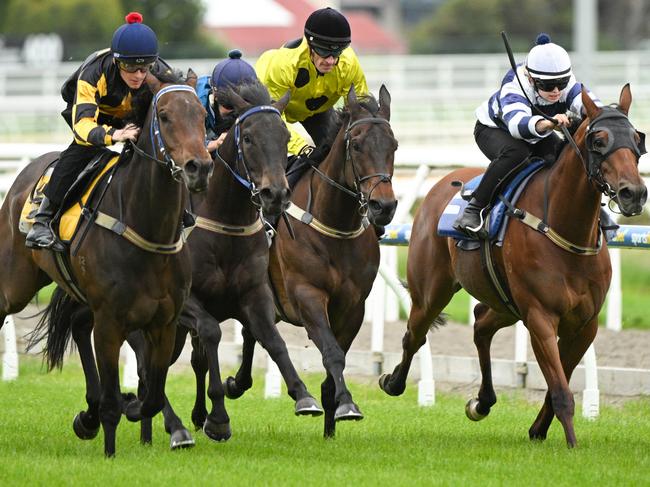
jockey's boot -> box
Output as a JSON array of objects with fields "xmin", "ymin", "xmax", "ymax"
[
  {"xmin": 25, "ymin": 197, "xmax": 65, "ymax": 252},
  {"xmin": 452, "ymin": 197, "xmax": 488, "ymax": 239}
]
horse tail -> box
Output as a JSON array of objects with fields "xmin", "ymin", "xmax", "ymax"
[{"xmin": 26, "ymin": 287, "xmax": 77, "ymax": 371}]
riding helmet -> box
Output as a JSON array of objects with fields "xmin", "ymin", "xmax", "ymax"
[
  {"xmin": 525, "ymin": 33, "xmax": 572, "ymax": 80},
  {"xmin": 111, "ymin": 12, "xmax": 159, "ymax": 64},
  {"xmin": 211, "ymin": 50, "xmax": 257, "ymax": 89},
  {"xmin": 304, "ymin": 7, "xmax": 351, "ymax": 53}
]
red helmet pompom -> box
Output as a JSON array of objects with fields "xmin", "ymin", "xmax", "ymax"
[{"xmin": 125, "ymin": 12, "xmax": 143, "ymax": 24}]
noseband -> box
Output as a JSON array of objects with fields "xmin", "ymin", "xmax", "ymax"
[
  {"xmin": 130, "ymin": 84, "xmax": 199, "ymax": 182},
  {"xmin": 215, "ymin": 105, "xmax": 282, "ymax": 206}
]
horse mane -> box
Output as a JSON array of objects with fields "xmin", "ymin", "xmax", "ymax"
[
  {"xmin": 216, "ymin": 79, "xmax": 273, "ymax": 113},
  {"xmin": 319, "ymin": 93, "xmax": 381, "ymax": 150},
  {"xmin": 125, "ymin": 67, "xmax": 186, "ymax": 127}
]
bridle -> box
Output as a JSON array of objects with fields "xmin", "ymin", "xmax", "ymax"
[
  {"xmin": 129, "ymin": 84, "xmax": 199, "ymax": 182},
  {"xmin": 215, "ymin": 104, "xmax": 282, "ymax": 207},
  {"xmin": 310, "ymin": 115, "xmax": 393, "ymax": 216},
  {"xmin": 581, "ymin": 106, "xmax": 646, "ymax": 200}
]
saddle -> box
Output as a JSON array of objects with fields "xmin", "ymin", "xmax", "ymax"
[
  {"xmin": 20, "ymin": 149, "xmax": 122, "ymax": 243},
  {"xmin": 437, "ymin": 159, "xmax": 547, "ymax": 248}
]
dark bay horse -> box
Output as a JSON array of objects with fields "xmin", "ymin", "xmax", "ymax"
[
  {"xmin": 226, "ymin": 86, "xmax": 398, "ymax": 437},
  {"xmin": 379, "ymin": 85, "xmax": 647, "ymax": 447},
  {"xmin": 128, "ymin": 80, "xmax": 322, "ymax": 447},
  {"xmin": 0, "ymin": 70, "xmax": 213, "ymax": 456}
]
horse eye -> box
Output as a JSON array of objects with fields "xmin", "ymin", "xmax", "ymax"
[
  {"xmin": 352, "ymin": 141, "xmax": 361, "ymax": 151},
  {"xmin": 159, "ymin": 112, "xmax": 169, "ymax": 123},
  {"xmin": 593, "ymin": 138, "xmax": 606, "ymax": 149},
  {"xmin": 243, "ymin": 134, "xmax": 252, "ymax": 144}
]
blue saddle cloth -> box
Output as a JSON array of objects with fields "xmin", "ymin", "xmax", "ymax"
[{"xmin": 437, "ymin": 158, "xmax": 546, "ymax": 241}]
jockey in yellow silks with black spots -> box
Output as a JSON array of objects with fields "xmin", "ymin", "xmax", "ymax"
[
  {"xmin": 26, "ymin": 12, "xmax": 170, "ymax": 252},
  {"xmin": 256, "ymin": 7, "xmax": 368, "ymax": 187}
]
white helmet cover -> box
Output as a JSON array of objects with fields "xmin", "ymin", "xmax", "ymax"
[{"xmin": 525, "ymin": 33, "xmax": 572, "ymax": 80}]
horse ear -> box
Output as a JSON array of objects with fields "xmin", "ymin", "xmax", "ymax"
[
  {"xmin": 186, "ymin": 68, "xmax": 198, "ymax": 89},
  {"xmin": 581, "ymin": 87, "xmax": 600, "ymax": 119},
  {"xmin": 272, "ymin": 90, "xmax": 291, "ymax": 113},
  {"xmin": 618, "ymin": 83, "xmax": 632, "ymax": 115},
  {"xmin": 347, "ymin": 85, "xmax": 361, "ymax": 117},
  {"xmin": 378, "ymin": 84, "xmax": 391, "ymax": 121},
  {"xmin": 227, "ymin": 87, "xmax": 249, "ymax": 112},
  {"xmin": 146, "ymin": 72, "xmax": 162, "ymax": 95}
]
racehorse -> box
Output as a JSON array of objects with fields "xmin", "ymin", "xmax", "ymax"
[
  {"xmin": 379, "ymin": 85, "xmax": 647, "ymax": 447},
  {"xmin": 226, "ymin": 85, "xmax": 398, "ymax": 438},
  {"xmin": 0, "ymin": 69, "xmax": 214, "ymax": 456},
  {"xmin": 128, "ymin": 80, "xmax": 323, "ymax": 447}
]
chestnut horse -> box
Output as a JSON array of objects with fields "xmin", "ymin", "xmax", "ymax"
[
  {"xmin": 379, "ymin": 85, "xmax": 647, "ymax": 447},
  {"xmin": 127, "ymin": 80, "xmax": 322, "ymax": 448},
  {"xmin": 226, "ymin": 86, "xmax": 398, "ymax": 438},
  {"xmin": 0, "ymin": 70, "xmax": 213, "ymax": 456}
]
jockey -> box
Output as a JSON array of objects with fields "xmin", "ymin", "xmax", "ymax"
[
  {"xmin": 255, "ymin": 6, "xmax": 368, "ymax": 186},
  {"xmin": 26, "ymin": 12, "xmax": 169, "ymax": 252},
  {"xmin": 194, "ymin": 49, "xmax": 258, "ymax": 155},
  {"xmin": 453, "ymin": 33, "xmax": 602, "ymax": 239}
]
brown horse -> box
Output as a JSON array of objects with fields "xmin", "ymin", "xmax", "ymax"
[
  {"xmin": 0, "ymin": 70, "xmax": 213, "ymax": 456},
  {"xmin": 379, "ymin": 85, "xmax": 647, "ymax": 447},
  {"xmin": 225, "ymin": 86, "xmax": 398, "ymax": 438},
  {"xmin": 126, "ymin": 80, "xmax": 323, "ymax": 448}
]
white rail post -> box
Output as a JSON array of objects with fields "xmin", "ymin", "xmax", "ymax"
[
  {"xmin": 514, "ymin": 321, "xmax": 528, "ymax": 387},
  {"xmin": 2, "ymin": 315, "xmax": 19, "ymax": 381},
  {"xmin": 122, "ymin": 343, "xmax": 139, "ymax": 389},
  {"xmin": 264, "ymin": 352, "xmax": 282, "ymax": 398},
  {"xmin": 371, "ymin": 260, "xmax": 387, "ymax": 375},
  {"xmin": 606, "ymin": 248, "xmax": 622, "ymax": 331},
  {"xmin": 582, "ymin": 344, "xmax": 600, "ymax": 419}
]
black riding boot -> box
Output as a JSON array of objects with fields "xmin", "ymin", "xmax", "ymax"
[
  {"xmin": 453, "ymin": 197, "xmax": 488, "ymax": 239},
  {"xmin": 25, "ymin": 197, "xmax": 65, "ymax": 252}
]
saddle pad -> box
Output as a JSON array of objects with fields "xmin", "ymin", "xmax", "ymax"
[
  {"xmin": 19, "ymin": 154, "xmax": 120, "ymax": 242},
  {"xmin": 437, "ymin": 158, "xmax": 546, "ymax": 241}
]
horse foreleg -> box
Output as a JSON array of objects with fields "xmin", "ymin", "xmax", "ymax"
[
  {"xmin": 223, "ymin": 325, "xmax": 255, "ymax": 399},
  {"xmin": 190, "ymin": 335, "xmax": 208, "ymax": 430},
  {"xmin": 529, "ymin": 318, "xmax": 598, "ymax": 445},
  {"xmin": 197, "ymin": 316, "xmax": 231, "ymax": 442},
  {"xmin": 466, "ymin": 304, "xmax": 516, "ymax": 421},
  {"xmin": 527, "ymin": 309, "xmax": 576, "ymax": 447},
  {"xmin": 239, "ymin": 296, "xmax": 322, "ymax": 416},
  {"xmin": 93, "ymin": 319, "xmax": 124, "ymax": 457},
  {"xmin": 71, "ymin": 310, "xmax": 101, "ymax": 440}
]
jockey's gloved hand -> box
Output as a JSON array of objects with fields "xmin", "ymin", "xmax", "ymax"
[{"xmin": 308, "ymin": 144, "xmax": 331, "ymax": 164}]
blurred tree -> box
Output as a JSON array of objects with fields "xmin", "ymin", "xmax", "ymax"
[
  {"xmin": 409, "ymin": 0, "xmax": 571, "ymax": 54},
  {"xmin": 120, "ymin": 0, "xmax": 226, "ymax": 58},
  {"xmin": 1, "ymin": 0, "xmax": 225, "ymax": 60}
]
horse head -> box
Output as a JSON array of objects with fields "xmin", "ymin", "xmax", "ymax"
[
  {"xmin": 218, "ymin": 82, "xmax": 291, "ymax": 218},
  {"xmin": 345, "ymin": 85, "xmax": 398, "ymax": 226},
  {"xmin": 144, "ymin": 69, "xmax": 214, "ymax": 193},
  {"xmin": 580, "ymin": 84, "xmax": 647, "ymax": 216}
]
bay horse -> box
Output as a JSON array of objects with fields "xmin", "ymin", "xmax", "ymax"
[
  {"xmin": 0, "ymin": 69, "xmax": 214, "ymax": 456},
  {"xmin": 225, "ymin": 86, "xmax": 398, "ymax": 438},
  {"xmin": 379, "ymin": 85, "xmax": 647, "ymax": 447},
  {"xmin": 127, "ymin": 80, "xmax": 323, "ymax": 448}
]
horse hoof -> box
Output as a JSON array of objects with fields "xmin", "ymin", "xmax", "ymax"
[
  {"xmin": 73, "ymin": 412, "xmax": 100, "ymax": 440},
  {"xmin": 465, "ymin": 398, "xmax": 488, "ymax": 421},
  {"xmin": 334, "ymin": 403, "xmax": 364, "ymax": 421},
  {"xmin": 223, "ymin": 376, "xmax": 245, "ymax": 399},
  {"xmin": 203, "ymin": 418, "xmax": 232, "ymax": 442},
  {"xmin": 295, "ymin": 397, "xmax": 324, "ymax": 416},
  {"xmin": 124, "ymin": 400, "xmax": 143, "ymax": 422},
  {"xmin": 378, "ymin": 374, "xmax": 404, "ymax": 396},
  {"xmin": 170, "ymin": 429, "xmax": 195, "ymax": 450}
]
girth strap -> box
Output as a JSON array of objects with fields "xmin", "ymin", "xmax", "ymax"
[
  {"xmin": 195, "ymin": 215, "xmax": 264, "ymax": 236},
  {"xmin": 479, "ymin": 240, "xmax": 520, "ymax": 319},
  {"xmin": 94, "ymin": 211, "xmax": 195, "ymax": 254},
  {"xmin": 285, "ymin": 202, "xmax": 369, "ymax": 239}
]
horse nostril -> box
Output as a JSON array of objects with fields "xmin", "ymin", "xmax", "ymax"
[
  {"xmin": 185, "ymin": 160, "xmax": 199, "ymax": 175},
  {"xmin": 369, "ymin": 200, "xmax": 382, "ymax": 213},
  {"xmin": 618, "ymin": 186, "xmax": 633, "ymax": 203},
  {"xmin": 260, "ymin": 187, "xmax": 273, "ymax": 202}
]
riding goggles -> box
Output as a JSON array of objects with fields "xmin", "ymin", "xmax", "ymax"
[
  {"xmin": 116, "ymin": 59, "xmax": 156, "ymax": 74},
  {"xmin": 309, "ymin": 41, "xmax": 349, "ymax": 59},
  {"xmin": 533, "ymin": 76, "xmax": 571, "ymax": 92}
]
